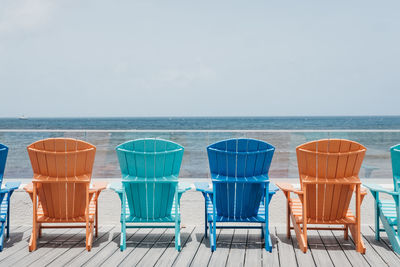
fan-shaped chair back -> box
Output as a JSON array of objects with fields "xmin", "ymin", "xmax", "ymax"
[
  {"xmin": 390, "ymin": 144, "xmax": 400, "ymax": 192},
  {"xmin": 296, "ymin": 139, "xmax": 366, "ymax": 221},
  {"xmin": 116, "ymin": 139, "xmax": 184, "ymax": 220},
  {"xmin": 0, "ymin": 144, "xmax": 9, "ymax": 187},
  {"xmin": 27, "ymin": 138, "xmax": 96, "ymax": 219},
  {"xmin": 207, "ymin": 139, "xmax": 275, "ymax": 218}
]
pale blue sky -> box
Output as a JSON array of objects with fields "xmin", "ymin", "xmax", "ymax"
[{"xmin": 0, "ymin": 0, "xmax": 399, "ymax": 117}]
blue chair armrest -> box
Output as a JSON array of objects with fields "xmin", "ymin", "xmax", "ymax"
[
  {"xmin": 4, "ymin": 181, "xmax": 21, "ymax": 191},
  {"xmin": 269, "ymin": 183, "xmax": 279, "ymax": 194},
  {"xmin": 110, "ymin": 182, "xmax": 123, "ymax": 193},
  {"xmin": 194, "ymin": 182, "xmax": 213, "ymax": 194},
  {"xmin": 178, "ymin": 182, "xmax": 192, "ymax": 193},
  {"xmin": 364, "ymin": 183, "xmax": 399, "ymax": 196}
]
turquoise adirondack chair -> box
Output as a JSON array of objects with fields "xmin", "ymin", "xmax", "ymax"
[
  {"xmin": 195, "ymin": 138, "xmax": 278, "ymax": 252},
  {"xmin": 110, "ymin": 139, "xmax": 190, "ymax": 251},
  {"xmin": 0, "ymin": 144, "xmax": 20, "ymax": 251},
  {"xmin": 364, "ymin": 144, "xmax": 400, "ymax": 253}
]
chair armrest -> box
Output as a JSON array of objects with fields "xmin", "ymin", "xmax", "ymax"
[
  {"xmin": 363, "ymin": 183, "xmax": 399, "ymax": 196},
  {"xmin": 4, "ymin": 181, "xmax": 21, "ymax": 191},
  {"xmin": 89, "ymin": 181, "xmax": 107, "ymax": 193},
  {"xmin": 24, "ymin": 183, "xmax": 33, "ymax": 193},
  {"xmin": 360, "ymin": 187, "xmax": 367, "ymax": 196},
  {"xmin": 194, "ymin": 182, "xmax": 213, "ymax": 194},
  {"xmin": 109, "ymin": 182, "xmax": 123, "ymax": 193},
  {"xmin": 275, "ymin": 182, "xmax": 303, "ymax": 195},
  {"xmin": 178, "ymin": 182, "xmax": 192, "ymax": 193},
  {"xmin": 269, "ymin": 183, "xmax": 279, "ymax": 194}
]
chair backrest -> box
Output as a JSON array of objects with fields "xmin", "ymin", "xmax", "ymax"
[
  {"xmin": 296, "ymin": 139, "xmax": 366, "ymax": 221},
  {"xmin": 27, "ymin": 138, "xmax": 96, "ymax": 219},
  {"xmin": 116, "ymin": 139, "xmax": 184, "ymax": 220},
  {"xmin": 0, "ymin": 144, "xmax": 8, "ymax": 187},
  {"xmin": 207, "ymin": 139, "xmax": 275, "ymax": 218},
  {"xmin": 390, "ymin": 144, "xmax": 400, "ymax": 192}
]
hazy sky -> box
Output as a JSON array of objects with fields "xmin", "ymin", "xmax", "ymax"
[{"xmin": 0, "ymin": 0, "xmax": 399, "ymax": 117}]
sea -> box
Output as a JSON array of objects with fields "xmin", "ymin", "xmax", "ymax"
[{"xmin": 1, "ymin": 116, "xmax": 399, "ymax": 179}]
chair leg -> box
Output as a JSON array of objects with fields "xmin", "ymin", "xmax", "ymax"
[
  {"xmin": 286, "ymin": 197, "xmax": 291, "ymax": 239},
  {"xmin": 344, "ymin": 225, "xmax": 348, "ymax": 240},
  {"xmin": 264, "ymin": 224, "xmax": 272, "ymax": 252},
  {"xmin": 95, "ymin": 201, "xmax": 99, "ymax": 237},
  {"xmin": 175, "ymin": 220, "xmax": 181, "ymax": 251},
  {"xmin": 6, "ymin": 201, "xmax": 10, "ymax": 238},
  {"xmin": 209, "ymin": 222, "xmax": 215, "ymax": 252},
  {"xmin": 204, "ymin": 200, "xmax": 208, "ymax": 238},
  {"xmin": 86, "ymin": 222, "xmax": 94, "ymax": 251},
  {"xmin": 120, "ymin": 222, "xmax": 126, "ymax": 251},
  {"xmin": 349, "ymin": 224, "xmax": 366, "ymax": 254},
  {"xmin": 0, "ymin": 222, "xmax": 5, "ymax": 251},
  {"xmin": 29, "ymin": 223, "xmax": 38, "ymax": 252}
]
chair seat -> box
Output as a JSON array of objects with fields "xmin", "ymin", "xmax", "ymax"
[
  {"xmin": 122, "ymin": 197, "xmax": 180, "ymax": 223},
  {"xmin": 36, "ymin": 200, "xmax": 96, "ymax": 223},
  {"xmin": 290, "ymin": 198, "xmax": 356, "ymax": 225},
  {"xmin": 379, "ymin": 199, "xmax": 398, "ymax": 226},
  {"xmin": 205, "ymin": 194, "xmax": 266, "ymax": 222}
]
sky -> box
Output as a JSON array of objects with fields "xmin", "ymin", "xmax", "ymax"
[{"xmin": 0, "ymin": 0, "xmax": 399, "ymax": 117}]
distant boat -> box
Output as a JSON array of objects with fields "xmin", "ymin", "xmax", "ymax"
[{"xmin": 19, "ymin": 115, "xmax": 28, "ymax": 120}]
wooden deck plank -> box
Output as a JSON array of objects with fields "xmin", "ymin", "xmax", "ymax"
[
  {"xmin": 84, "ymin": 228, "xmax": 139, "ymax": 267},
  {"xmin": 361, "ymin": 226, "xmax": 400, "ymax": 266},
  {"xmin": 47, "ymin": 226, "xmax": 114, "ymax": 267},
  {"xmin": 262, "ymin": 227, "xmax": 280, "ymax": 267},
  {"xmin": 155, "ymin": 226, "xmax": 194, "ymax": 267},
  {"xmin": 0, "ymin": 228, "xmax": 68, "ymax": 266},
  {"xmin": 63, "ymin": 226, "xmax": 116, "ymax": 267},
  {"xmin": 226, "ymin": 229, "xmax": 248, "ymax": 267},
  {"xmin": 172, "ymin": 227, "xmax": 203, "ymax": 267},
  {"xmin": 331, "ymin": 228, "xmax": 377, "ymax": 267},
  {"xmin": 137, "ymin": 228, "xmax": 176, "ymax": 267},
  {"xmin": 275, "ymin": 226, "xmax": 297, "ymax": 267},
  {"xmin": 119, "ymin": 228, "xmax": 167, "ymax": 267},
  {"xmin": 307, "ymin": 229, "xmax": 334, "ymax": 267},
  {"xmin": 318, "ymin": 230, "xmax": 351, "ymax": 267},
  {"xmin": 188, "ymin": 227, "xmax": 216, "ymax": 267},
  {"xmin": 99, "ymin": 228, "xmax": 152, "ymax": 266},
  {"xmin": 26, "ymin": 228, "xmax": 86, "ymax": 266},
  {"xmin": 0, "ymin": 226, "xmax": 31, "ymax": 261},
  {"xmin": 287, "ymin": 227, "xmax": 315, "ymax": 267},
  {"xmin": 208, "ymin": 229, "xmax": 234, "ymax": 267},
  {"xmin": 369, "ymin": 226, "xmax": 400, "ymax": 260},
  {"xmin": 245, "ymin": 229, "xmax": 261, "ymax": 267}
]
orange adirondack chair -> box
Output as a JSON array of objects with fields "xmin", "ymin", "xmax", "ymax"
[
  {"xmin": 24, "ymin": 138, "xmax": 106, "ymax": 251},
  {"xmin": 276, "ymin": 139, "xmax": 367, "ymax": 253}
]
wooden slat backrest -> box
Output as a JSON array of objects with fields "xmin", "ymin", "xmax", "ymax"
[
  {"xmin": 296, "ymin": 139, "xmax": 366, "ymax": 221},
  {"xmin": 116, "ymin": 139, "xmax": 184, "ymax": 220},
  {"xmin": 27, "ymin": 138, "xmax": 96, "ymax": 219},
  {"xmin": 0, "ymin": 144, "xmax": 8, "ymax": 186},
  {"xmin": 208, "ymin": 139, "xmax": 275, "ymax": 218},
  {"xmin": 390, "ymin": 144, "xmax": 400, "ymax": 192}
]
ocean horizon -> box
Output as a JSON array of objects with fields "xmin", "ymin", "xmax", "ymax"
[{"xmin": 1, "ymin": 116, "xmax": 400, "ymax": 130}]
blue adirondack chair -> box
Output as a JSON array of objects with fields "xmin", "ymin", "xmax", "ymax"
[
  {"xmin": 195, "ymin": 138, "xmax": 278, "ymax": 252},
  {"xmin": 0, "ymin": 144, "xmax": 20, "ymax": 251},
  {"xmin": 110, "ymin": 139, "xmax": 190, "ymax": 251},
  {"xmin": 364, "ymin": 144, "xmax": 400, "ymax": 254}
]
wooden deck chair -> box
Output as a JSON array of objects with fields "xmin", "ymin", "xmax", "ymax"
[
  {"xmin": 276, "ymin": 139, "xmax": 367, "ymax": 254},
  {"xmin": 24, "ymin": 138, "xmax": 106, "ymax": 251},
  {"xmin": 364, "ymin": 144, "xmax": 400, "ymax": 253},
  {"xmin": 110, "ymin": 139, "xmax": 190, "ymax": 251},
  {"xmin": 195, "ymin": 138, "xmax": 278, "ymax": 252},
  {"xmin": 0, "ymin": 144, "xmax": 20, "ymax": 251}
]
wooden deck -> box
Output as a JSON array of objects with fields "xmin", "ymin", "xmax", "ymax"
[{"xmin": 0, "ymin": 225, "xmax": 399, "ymax": 266}]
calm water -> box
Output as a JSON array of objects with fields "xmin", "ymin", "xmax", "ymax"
[
  {"xmin": 1, "ymin": 116, "xmax": 400, "ymax": 130},
  {"xmin": 0, "ymin": 116, "xmax": 399, "ymax": 179}
]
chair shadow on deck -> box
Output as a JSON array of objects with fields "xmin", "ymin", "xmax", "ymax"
[
  {"xmin": 25, "ymin": 231, "xmax": 111, "ymax": 249},
  {"xmin": 195, "ymin": 231, "xmax": 278, "ymax": 250},
  {"xmin": 3, "ymin": 232, "xmax": 24, "ymax": 248},
  {"xmin": 111, "ymin": 231, "xmax": 194, "ymax": 249}
]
